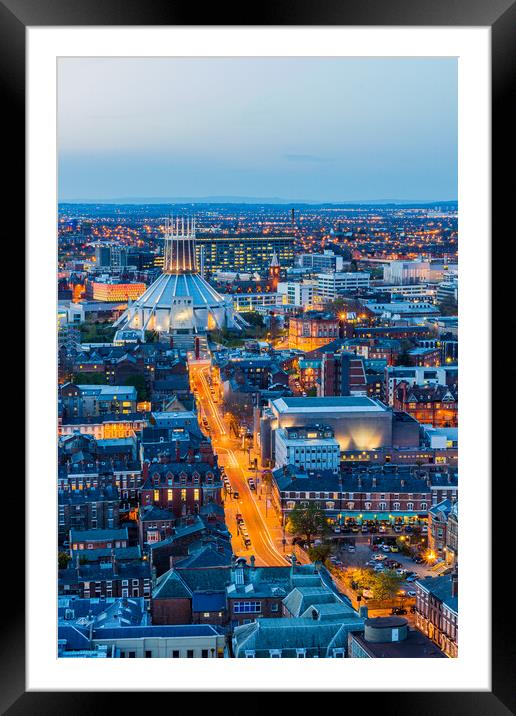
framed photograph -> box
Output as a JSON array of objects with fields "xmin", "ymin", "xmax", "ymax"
[{"xmin": 3, "ymin": 0, "xmax": 510, "ymax": 710}]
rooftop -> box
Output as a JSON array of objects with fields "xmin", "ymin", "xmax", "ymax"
[{"xmin": 271, "ymin": 396, "xmax": 387, "ymax": 414}]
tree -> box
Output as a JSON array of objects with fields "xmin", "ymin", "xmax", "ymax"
[
  {"xmin": 58, "ymin": 552, "xmax": 71, "ymax": 570},
  {"xmin": 343, "ymin": 567, "xmax": 374, "ymax": 591},
  {"xmin": 308, "ymin": 543, "xmax": 332, "ymax": 564},
  {"xmin": 370, "ymin": 569, "xmax": 404, "ymax": 601},
  {"xmin": 73, "ymin": 372, "xmax": 107, "ymax": 385},
  {"xmin": 439, "ymin": 296, "xmax": 458, "ymax": 316},
  {"xmin": 287, "ymin": 504, "xmax": 328, "ymax": 546},
  {"xmin": 123, "ymin": 373, "xmax": 150, "ymax": 402}
]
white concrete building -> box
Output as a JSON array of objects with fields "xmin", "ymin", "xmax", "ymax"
[
  {"xmin": 277, "ymin": 281, "xmax": 315, "ymax": 308},
  {"xmin": 316, "ymin": 272, "xmax": 370, "ymax": 300},
  {"xmin": 274, "ymin": 425, "xmax": 340, "ymax": 473}
]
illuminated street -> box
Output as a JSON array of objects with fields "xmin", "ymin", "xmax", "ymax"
[{"xmin": 189, "ymin": 361, "xmax": 291, "ymax": 566}]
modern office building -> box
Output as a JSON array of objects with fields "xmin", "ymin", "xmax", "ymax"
[
  {"xmin": 317, "ymin": 272, "xmax": 371, "ymax": 300},
  {"xmin": 266, "ymin": 396, "xmax": 394, "ymax": 454},
  {"xmin": 383, "ymin": 259, "xmax": 458, "ymax": 285},
  {"xmin": 277, "ymin": 281, "xmax": 315, "ymax": 308},
  {"xmin": 297, "ymin": 250, "xmax": 348, "ymax": 273},
  {"xmin": 274, "ymin": 425, "xmax": 340, "ymax": 473},
  {"xmin": 195, "ymin": 235, "xmax": 296, "ymax": 273},
  {"xmin": 88, "ymin": 279, "xmax": 147, "ymax": 302}
]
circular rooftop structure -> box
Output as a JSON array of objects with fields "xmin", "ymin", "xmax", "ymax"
[{"xmin": 113, "ymin": 217, "xmax": 244, "ymax": 340}]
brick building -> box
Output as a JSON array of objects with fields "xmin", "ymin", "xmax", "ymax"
[
  {"xmin": 288, "ymin": 312, "xmax": 340, "ymax": 351},
  {"xmin": 415, "ymin": 571, "xmax": 458, "ymax": 658},
  {"xmin": 140, "ymin": 461, "xmax": 222, "ymax": 518},
  {"xmin": 393, "ymin": 383, "xmax": 458, "ymax": 428}
]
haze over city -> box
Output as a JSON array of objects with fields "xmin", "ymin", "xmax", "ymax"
[{"xmin": 58, "ymin": 57, "xmax": 457, "ymax": 204}]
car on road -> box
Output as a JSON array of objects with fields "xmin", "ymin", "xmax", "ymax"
[
  {"xmin": 244, "ymin": 539, "xmax": 251, "ymax": 548},
  {"xmin": 421, "ymin": 526, "xmax": 428, "ymax": 533},
  {"xmin": 406, "ymin": 591, "xmax": 417, "ymax": 598},
  {"xmin": 346, "ymin": 545, "xmax": 356, "ymax": 552},
  {"xmin": 285, "ymin": 554, "xmax": 295, "ymax": 563},
  {"xmin": 247, "ymin": 478, "xmax": 256, "ymax": 490},
  {"xmin": 232, "ymin": 491, "xmax": 240, "ymax": 500},
  {"xmin": 395, "ymin": 568, "xmax": 406, "ymax": 576},
  {"xmin": 406, "ymin": 575, "xmax": 417, "ymax": 582},
  {"xmin": 391, "ymin": 607, "xmax": 407, "ymax": 615},
  {"xmin": 404, "ymin": 525, "xmax": 413, "ymax": 533}
]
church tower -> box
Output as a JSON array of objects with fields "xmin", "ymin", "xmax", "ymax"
[{"xmin": 269, "ymin": 250, "xmax": 281, "ymax": 291}]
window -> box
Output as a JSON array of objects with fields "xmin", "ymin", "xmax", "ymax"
[
  {"xmin": 245, "ymin": 650, "xmax": 256, "ymax": 658},
  {"xmin": 271, "ymin": 603, "xmax": 279, "ymax": 613},
  {"xmin": 201, "ymin": 650, "xmax": 209, "ymax": 658},
  {"xmin": 181, "ymin": 489, "xmax": 187, "ymax": 502},
  {"xmin": 269, "ymin": 650, "xmax": 282, "ymax": 658},
  {"xmin": 233, "ymin": 601, "xmax": 261, "ymax": 614},
  {"xmin": 145, "ymin": 650, "xmax": 152, "ymax": 658},
  {"xmin": 153, "ymin": 489, "xmax": 159, "ymax": 502},
  {"xmin": 167, "ymin": 489, "xmax": 173, "ymax": 502},
  {"xmin": 187, "ymin": 650, "xmax": 194, "ymax": 658},
  {"xmin": 194, "ymin": 488, "xmax": 200, "ymax": 502},
  {"xmin": 171, "ymin": 650, "xmax": 180, "ymax": 658},
  {"xmin": 333, "ymin": 649, "xmax": 345, "ymax": 658},
  {"xmin": 296, "ymin": 649, "xmax": 306, "ymax": 658}
]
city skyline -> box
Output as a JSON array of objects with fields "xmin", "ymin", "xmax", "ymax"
[{"xmin": 58, "ymin": 57, "xmax": 457, "ymax": 203}]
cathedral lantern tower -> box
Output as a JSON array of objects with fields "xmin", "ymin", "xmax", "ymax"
[{"xmin": 113, "ymin": 215, "xmax": 245, "ymax": 347}]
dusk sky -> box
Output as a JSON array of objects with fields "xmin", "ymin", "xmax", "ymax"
[{"xmin": 58, "ymin": 57, "xmax": 457, "ymax": 203}]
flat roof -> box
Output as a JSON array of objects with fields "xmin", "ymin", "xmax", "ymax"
[{"xmin": 271, "ymin": 396, "xmax": 387, "ymax": 414}]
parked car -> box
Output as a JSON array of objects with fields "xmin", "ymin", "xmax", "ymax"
[
  {"xmin": 232, "ymin": 491, "xmax": 240, "ymax": 500},
  {"xmin": 333, "ymin": 526, "xmax": 341, "ymax": 534},
  {"xmin": 361, "ymin": 525, "xmax": 369, "ymax": 533},
  {"xmin": 421, "ymin": 526, "xmax": 428, "ymax": 534},
  {"xmin": 379, "ymin": 526, "xmax": 387, "ymax": 533},
  {"xmin": 390, "ymin": 546, "xmax": 399, "ymax": 552},
  {"xmin": 393, "ymin": 526, "xmax": 402, "ymax": 533},
  {"xmin": 406, "ymin": 575, "xmax": 417, "ymax": 583},
  {"xmin": 382, "ymin": 545, "xmax": 391, "ymax": 552},
  {"xmin": 407, "ymin": 591, "xmax": 417, "ymax": 598},
  {"xmin": 404, "ymin": 525, "xmax": 413, "ymax": 533},
  {"xmin": 391, "ymin": 607, "xmax": 407, "ymax": 615}
]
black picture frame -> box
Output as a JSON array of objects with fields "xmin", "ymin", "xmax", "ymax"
[{"xmin": 3, "ymin": 0, "xmax": 509, "ymax": 711}]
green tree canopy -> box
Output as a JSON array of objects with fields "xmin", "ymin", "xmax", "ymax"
[
  {"xmin": 58, "ymin": 552, "xmax": 71, "ymax": 570},
  {"xmin": 308, "ymin": 542, "xmax": 332, "ymax": 564},
  {"xmin": 370, "ymin": 569, "xmax": 404, "ymax": 601},
  {"xmin": 123, "ymin": 374, "xmax": 150, "ymax": 402},
  {"xmin": 287, "ymin": 504, "xmax": 328, "ymax": 546},
  {"xmin": 73, "ymin": 372, "xmax": 107, "ymax": 385}
]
